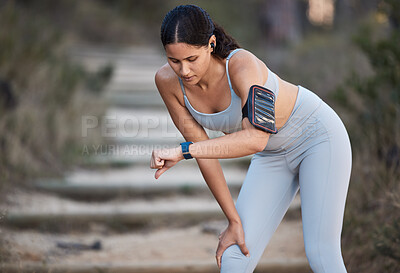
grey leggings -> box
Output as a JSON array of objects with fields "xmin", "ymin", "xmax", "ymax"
[{"xmin": 221, "ymin": 86, "xmax": 352, "ymax": 273}]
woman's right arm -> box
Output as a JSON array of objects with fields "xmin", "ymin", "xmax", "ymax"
[{"xmin": 154, "ymin": 66, "xmax": 242, "ymax": 226}]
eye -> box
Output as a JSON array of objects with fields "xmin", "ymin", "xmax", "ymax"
[
  {"xmin": 188, "ymin": 58, "xmax": 197, "ymax": 62},
  {"xmin": 171, "ymin": 59, "xmax": 179, "ymax": 63}
]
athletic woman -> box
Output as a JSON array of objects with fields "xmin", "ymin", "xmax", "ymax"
[{"xmin": 150, "ymin": 5, "xmax": 352, "ymax": 273}]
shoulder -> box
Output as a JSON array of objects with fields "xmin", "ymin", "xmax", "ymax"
[
  {"xmin": 155, "ymin": 64, "xmax": 178, "ymax": 92},
  {"xmin": 227, "ymin": 49, "xmax": 268, "ymax": 99},
  {"xmin": 228, "ymin": 49, "xmax": 261, "ymax": 70},
  {"xmin": 155, "ymin": 64, "xmax": 183, "ymax": 102}
]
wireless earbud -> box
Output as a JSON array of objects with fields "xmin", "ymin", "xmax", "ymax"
[{"xmin": 210, "ymin": 43, "xmax": 215, "ymax": 51}]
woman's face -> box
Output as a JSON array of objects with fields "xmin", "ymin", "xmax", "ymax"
[{"xmin": 165, "ymin": 42, "xmax": 212, "ymax": 85}]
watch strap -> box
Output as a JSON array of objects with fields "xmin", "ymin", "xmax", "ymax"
[{"xmin": 180, "ymin": 141, "xmax": 193, "ymax": 160}]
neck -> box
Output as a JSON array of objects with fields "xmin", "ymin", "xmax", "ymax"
[{"xmin": 195, "ymin": 55, "xmax": 225, "ymax": 91}]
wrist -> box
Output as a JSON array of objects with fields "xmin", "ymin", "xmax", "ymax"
[
  {"xmin": 180, "ymin": 141, "xmax": 194, "ymax": 160},
  {"xmin": 175, "ymin": 146, "xmax": 185, "ymax": 161},
  {"xmin": 228, "ymin": 217, "xmax": 242, "ymax": 225}
]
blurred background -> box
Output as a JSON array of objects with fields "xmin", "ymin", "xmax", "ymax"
[{"xmin": 0, "ymin": 0, "xmax": 399, "ymax": 272}]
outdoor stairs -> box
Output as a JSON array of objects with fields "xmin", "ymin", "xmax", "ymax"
[{"xmin": 1, "ymin": 47, "xmax": 310, "ymax": 273}]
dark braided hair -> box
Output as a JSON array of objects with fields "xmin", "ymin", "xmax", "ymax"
[{"xmin": 161, "ymin": 5, "xmax": 240, "ymax": 59}]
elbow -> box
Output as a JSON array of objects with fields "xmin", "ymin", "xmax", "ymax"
[
  {"xmin": 241, "ymin": 120, "xmax": 270, "ymax": 153},
  {"xmin": 240, "ymin": 126, "xmax": 270, "ymax": 154},
  {"xmin": 252, "ymin": 142, "xmax": 268, "ymax": 153},
  {"xmin": 249, "ymin": 133, "xmax": 270, "ymax": 153}
]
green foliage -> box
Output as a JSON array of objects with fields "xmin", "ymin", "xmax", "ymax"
[
  {"xmin": 375, "ymin": 218, "xmax": 400, "ymax": 262},
  {"xmin": 332, "ymin": 0, "xmax": 400, "ymax": 271},
  {"xmin": 0, "ymin": 1, "xmax": 111, "ymax": 191}
]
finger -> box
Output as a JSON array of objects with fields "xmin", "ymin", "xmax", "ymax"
[
  {"xmin": 218, "ymin": 229, "xmax": 226, "ymax": 240},
  {"xmin": 238, "ymin": 241, "xmax": 250, "ymax": 257},
  {"xmin": 155, "ymin": 157, "xmax": 164, "ymax": 168},
  {"xmin": 150, "ymin": 156, "xmax": 155, "ymax": 168},
  {"xmin": 215, "ymin": 244, "xmax": 226, "ymax": 269},
  {"xmin": 150, "ymin": 156, "xmax": 162, "ymax": 169},
  {"xmin": 150, "ymin": 161, "xmax": 163, "ymax": 170},
  {"xmin": 150, "ymin": 151, "xmax": 157, "ymax": 169},
  {"xmin": 155, "ymin": 166, "xmax": 169, "ymax": 179},
  {"xmin": 216, "ymin": 254, "xmax": 221, "ymax": 269},
  {"xmin": 157, "ymin": 159, "xmax": 164, "ymax": 169}
]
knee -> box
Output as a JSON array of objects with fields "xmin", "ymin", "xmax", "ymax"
[
  {"xmin": 305, "ymin": 241, "xmax": 345, "ymax": 273},
  {"xmin": 220, "ymin": 244, "xmax": 251, "ymax": 273},
  {"xmin": 304, "ymin": 242, "xmax": 322, "ymax": 270}
]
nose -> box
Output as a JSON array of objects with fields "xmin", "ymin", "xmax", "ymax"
[{"xmin": 180, "ymin": 63, "xmax": 190, "ymax": 76}]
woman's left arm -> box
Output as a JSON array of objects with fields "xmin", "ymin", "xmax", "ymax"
[
  {"xmin": 151, "ymin": 50, "xmax": 271, "ymax": 170},
  {"xmin": 188, "ymin": 126, "xmax": 269, "ymax": 159}
]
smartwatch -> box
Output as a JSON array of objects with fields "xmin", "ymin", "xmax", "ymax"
[{"xmin": 180, "ymin": 141, "xmax": 193, "ymax": 159}]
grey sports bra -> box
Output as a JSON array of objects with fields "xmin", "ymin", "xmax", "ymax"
[{"xmin": 178, "ymin": 48, "xmax": 279, "ymax": 134}]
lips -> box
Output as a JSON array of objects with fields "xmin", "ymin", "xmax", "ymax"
[{"xmin": 182, "ymin": 76, "xmax": 194, "ymax": 81}]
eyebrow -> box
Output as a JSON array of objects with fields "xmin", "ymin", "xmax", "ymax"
[{"xmin": 168, "ymin": 55, "xmax": 198, "ymax": 61}]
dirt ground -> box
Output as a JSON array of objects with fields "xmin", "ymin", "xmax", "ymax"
[{"xmin": 3, "ymin": 218, "xmax": 306, "ymax": 267}]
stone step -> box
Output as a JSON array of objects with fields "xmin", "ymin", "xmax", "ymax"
[
  {"xmin": 2, "ymin": 220, "xmax": 309, "ymax": 272},
  {"xmin": 2, "ymin": 259, "xmax": 311, "ymax": 273},
  {"xmin": 69, "ymin": 46, "xmax": 165, "ymax": 66},
  {"xmin": 110, "ymin": 67, "xmax": 159, "ymax": 83},
  {"xmin": 69, "ymin": 46, "xmax": 164, "ymax": 93},
  {"xmin": 3, "ymin": 194, "xmax": 223, "ymax": 230},
  {"xmin": 35, "ymin": 164, "xmax": 249, "ymax": 198},
  {"xmin": 105, "ymin": 66, "xmax": 160, "ymax": 93},
  {"xmin": 98, "ymin": 107, "xmax": 181, "ymax": 140},
  {"xmin": 105, "ymin": 91, "xmax": 164, "ymax": 106},
  {"xmin": 3, "ymin": 191, "xmax": 301, "ymax": 230}
]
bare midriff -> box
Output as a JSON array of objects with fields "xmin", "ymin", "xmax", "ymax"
[{"xmin": 275, "ymin": 77, "xmax": 299, "ymax": 130}]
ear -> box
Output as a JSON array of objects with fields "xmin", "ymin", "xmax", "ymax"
[{"xmin": 208, "ymin": 35, "xmax": 216, "ymax": 51}]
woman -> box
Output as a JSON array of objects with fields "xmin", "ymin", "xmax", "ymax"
[{"xmin": 150, "ymin": 4, "xmax": 352, "ymax": 273}]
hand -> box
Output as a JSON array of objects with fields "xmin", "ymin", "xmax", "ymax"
[
  {"xmin": 150, "ymin": 146, "xmax": 184, "ymax": 179},
  {"xmin": 216, "ymin": 221, "xmax": 250, "ymax": 269}
]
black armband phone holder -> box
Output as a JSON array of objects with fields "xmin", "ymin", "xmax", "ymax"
[{"xmin": 242, "ymin": 85, "xmax": 278, "ymax": 134}]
